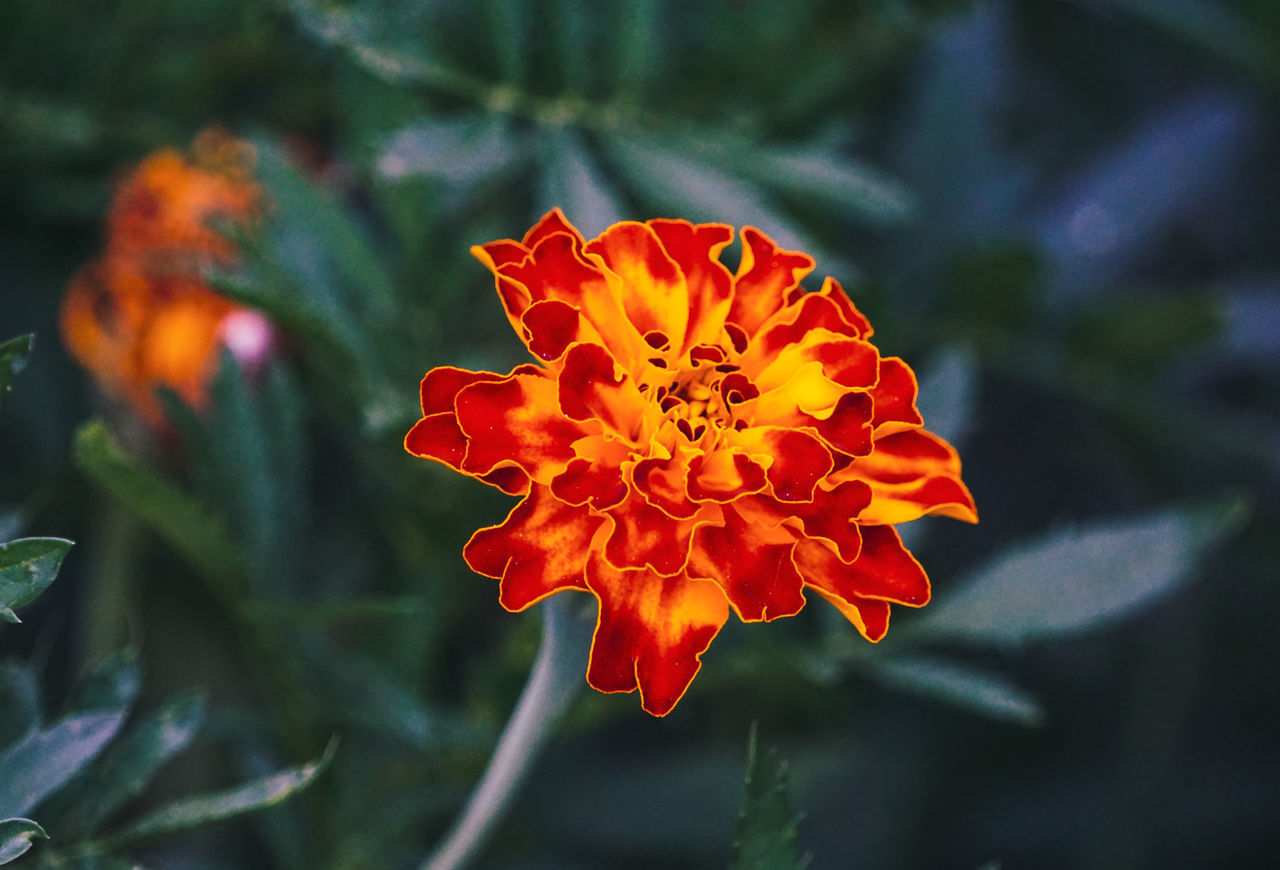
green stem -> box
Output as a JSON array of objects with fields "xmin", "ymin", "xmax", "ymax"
[{"xmin": 420, "ymin": 595, "xmax": 590, "ymax": 870}]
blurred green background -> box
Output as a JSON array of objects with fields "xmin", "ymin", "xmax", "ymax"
[{"xmin": 2, "ymin": 1, "xmax": 1278, "ymax": 867}]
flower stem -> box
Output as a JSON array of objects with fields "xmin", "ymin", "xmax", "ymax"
[{"xmin": 420, "ymin": 595, "xmax": 591, "ymax": 870}]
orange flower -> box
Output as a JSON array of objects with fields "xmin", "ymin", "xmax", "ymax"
[
  {"xmin": 406, "ymin": 211, "xmax": 977, "ymax": 716},
  {"xmin": 61, "ymin": 129, "xmax": 272, "ymax": 425}
]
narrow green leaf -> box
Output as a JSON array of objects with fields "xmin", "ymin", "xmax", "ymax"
[
  {"xmin": 0, "ymin": 818, "xmax": 47, "ymax": 865},
  {"xmin": 538, "ymin": 126, "xmax": 624, "ymax": 239},
  {"xmin": 740, "ymin": 143, "xmax": 916, "ymax": 227},
  {"xmin": 602, "ymin": 132, "xmax": 809, "ymax": 252},
  {"xmin": 910, "ymin": 498, "xmax": 1249, "ymax": 645},
  {"xmin": 69, "ymin": 651, "xmax": 141, "ymax": 715},
  {"xmin": 0, "ymin": 537, "xmax": 73, "ymax": 616},
  {"xmin": 72, "ymin": 421, "xmax": 246, "ymax": 599},
  {"xmin": 0, "ymin": 711, "xmax": 126, "ymax": 818},
  {"xmin": 730, "ymin": 724, "xmax": 810, "ymax": 870},
  {"xmin": 0, "ymin": 334, "xmax": 33, "ymax": 412},
  {"xmin": 252, "ymin": 138, "xmax": 397, "ymax": 320},
  {"xmin": 96, "ymin": 740, "xmax": 336, "ymax": 849},
  {"xmin": 0, "ymin": 665, "xmax": 39, "ymax": 748},
  {"xmin": 68, "ymin": 693, "xmax": 206, "ymax": 836},
  {"xmin": 863, "ymin": 656, "xmax": 1043, "ymax": 725}
]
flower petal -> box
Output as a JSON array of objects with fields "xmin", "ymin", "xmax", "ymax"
[
  {"xmin": 584, "ymin": 221, "xmax": 691, "ymax": 352},
  {"xmin": 647, "ymin": 219, "xmax": 735, "ymax": 353},
  {"xmin": 689, "ymin": 507, "xmax": 806, "ymax": 621},
  {"xmin": 793, "ymin": 524, "xmax": 929, "ymax": 607},
  {"xmin": 603, "ymin": 491, "xmax": 717, "ymax": 576},
  {"xmin": 550, "ymin": 456, "xmax": 629, "ymax": 510},
  {"xmin": 729, "ymin": 228, "xmax": 814, "ymax": 336},
  {"xmin": 870, "ymin": 357, "xmax": 923, "ymax": 433},
  {"xmin": 419, "ymin": 366, "xmax": 508, "ymax": 416},
  {"xmin": 686, "ymin": 449, "xmax": 768, "ymax": 503},
  {"xmin": 456, "ymin": 370, "xmax": 599, "ymax": 483},
  {"xmin": 806, "ymin": 584, "xmax": 892, "ymax": 642},
  {"xmin": 463, "ymin": 484, "xmax": 602, "ymax": 611},
  {"xmin": 520, "ymin": 299, "xmax": 604, "ymax": 363},
  {"xmin": 585, "ymin": 555, "xmax": 729, "ymax": 716},
  {"xmin": 730, "ymin": 427, "xmax": 833, "ymax": 502},
  {"xmin": 557, "ymin": 342, "xmax": 649, "ymax": 441},
  {"xmin": 632, "ymin": 452, "xmax": 700, "ymax": 520},
  {"xmin": 500, "ymin": 232, "xmax": 647, "ymax": 369},
  {"xmin": 856, "ymin": 475, "xmax": 978, "ymax": 525}
]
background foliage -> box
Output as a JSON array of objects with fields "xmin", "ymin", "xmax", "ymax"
[{"xmin": 2, "ymin": 1, "xmax": 1278, "ymax": 867}]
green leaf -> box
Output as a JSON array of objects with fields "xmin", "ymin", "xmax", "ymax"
[
  {"xmin": 0, "ymin": 665, "xmax": 40, "ymax": 748},
  {"xmin": 602, "ymin": 132, "xmax": 808, "ymax": 252},
  {"xmin": 72, "ymin": 421, "xmax": 246, "ymax": 601},
  {"xmin": 0, "ymin": 711, "xmax": 127, "ymax": 818},
  {"xmin": 730, "ymin": 724, "xmax": 810, "ymax": 870},
  {"xmin": 0, "ymin": 818, "xmax": 47, "ymax": 865},
  {"xmin": 861, "ymin": 656, "xmax": 1043, "ymax": 725},
  {"xmin": 65, "ymin": 693, "xmax": 206, "ymax": 837},
  {"xmin": 69, "ymin": 651, "xmax": 141, "ymax": 715},
  {"xmin": 0, "ymin": 334, "xmax": 32, "ymax": 412},
  {"xmin": 0, "ymin": 537, "xmax": 74, "ymax": 620},
  {"xmin": 538, "ymin": 125, "xmax": 624, "ymax": 238},
  {"xmin": 909, "ymin": 498, "xmax": 1249, "ymax": 645},
  {"xmin": 252, "ymin": 138, "xmax": 397, "ymax": 320},
  {"xmin": 96, "ymin": 740, "xmax": 336, "ymax": 849}
]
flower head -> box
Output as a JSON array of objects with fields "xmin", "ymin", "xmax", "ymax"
[
  {"xmin": 407, "ymin": 211, "xmax": 977, "ymax": 715},
  {"xmin": 61, "ymin": 128, "xmax": 272, "ymax": 425}
]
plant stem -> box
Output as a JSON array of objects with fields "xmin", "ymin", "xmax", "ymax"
[{"xmin": 420, "ymin": 595, "xmax": 590, "ymax": 870}]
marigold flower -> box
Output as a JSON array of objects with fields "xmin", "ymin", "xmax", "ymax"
[
  {"xmin": 60, "ymin": 129, "xmax": 271, "ymax": 424},
  {"xmin": 407, "ymin": 211, "xmax": 977, "ymax": 716}
]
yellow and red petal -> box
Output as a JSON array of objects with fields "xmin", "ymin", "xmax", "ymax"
[
  {"xmin": 585, "ymin": 222, "xmax": 690, "ymax": 352},
  {"xmin": 689, "ymin": 507, "xmax": 806, "ymax": 622},
  {"xmin": 550, "ymin": 456, "xmax": 629, "ymax": 510},
  {"xmin": 742, "ymin": 289, "xmax": 869, "ymax": 373},
  {"xmin": 632, "ymin": 453, "xmax": 700, "ymax": 520},
  {"xmin": 419, "ymin": 365, "xmax": 509, "ymax": 416},
  {"xmin": 806, "ymin": 584, "xmax": 892, "ymax": 642},
  {"xmin": 869, "ymin": 357, "xmax": 924, "ymax": 433},
  {"xmin": 520, "ymin": 299, "xmax": 603, "ymax": 362},
  {"xmin": 729, "ymin": 228, "xmax": 814, "ymax": 336},
  {"xmin": 647, "ymin": 219, "xmax": 735, "ymax": 353},
  {"xmin": 585, "ymin": 555, "xmax": 729, "ymax": 716},
  {"xmin": 686, "ymin": 449, "xmax": 768, "ymax": 503},
  {"xmin": 857, "ymin": 475, "xmax": 979, "ymax": 525},
  {"xmin": 730, "ymin": 427, "xmax": 833, "ymax": 503},
  {"xmin": 794, "ymin": 524, "xmax": 929, "ymax": 607},
  {"xmin": 500, "ymin": 232, "xmax": 648, "ymax": 369},
  {"xmin": 603, "ymin": 492, "xmax": 717, "ymax": 576},
  {"xmin": 557, "ymin": 342, "xmax": 647, "ymax": 441},
  {"xmin": 456, "ymin": 370, "xmax": 599, "ymax": 482},
  {"xmin": 816, "ymin": 277, "xmax": 873, "ymax": 338},
  {"xmin": 523, "ymin": 208, "xmax": 586, "ymax": 249},
  {"xmin": 463, "ymin": 484, "xmax": 602, "ymax": 611}
]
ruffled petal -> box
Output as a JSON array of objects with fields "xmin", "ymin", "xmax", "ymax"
[
  {"xmin": 741, "ymin": 287, "xmax": 868, "ymax": 372},
  {"xmin": 728, "ymin": 228, "xmax": 814, "ymax": 335},
  {"xmin": 463, "ymin": 484, "xmax": 602, "ymax": 611},
  {"xmin": 585, "ymin": 555, "xmax": 729, "ymax": 716},
  {"xmin": 870, "ymin": 357, "xmax": 923, "ymax": 433},
  {"xmin": 558, "ymin": 342, "xmax": 648, "ymax": 441},
  {"xmin": 456, "ymin": 370, "xmax": 600, "ymax": 482},
  {"xmin": 585, "ymin": 222, "xmax": 690, "ymax": 352},
  {"xmin": 686, "ymin": 449, "xmax": 768, "ymax": 503},
  {"xmin": 520, "ymin": 299, "xmax": 605, "ymax": 363},
  {"xmin": 730, "ymin": 427, "xmax": 833, "ymax": 502},
  {"xmin": 499, "ymin": 232, "xmax": 648, "ymax": 369},
  {"xmin": 856, "ymin": 475, "xmax": 978, "ymax": 525},
  {"xmin": 793, "ymin": 524, "xmax": 929, "ymax": 606},
  {"xmin": 632, "ymin": 452, "xmax": 700, "ymax": 520},
  {"xmin": 806, "ymin": 584, "xmax": 891, "ymax": 642},
  {"xmin": 603, "ymin": 492, "xmax": 718, "ymax": 576},
  {"xmin": 419, "ymin": 366, "xmax": 510, "ymax": 416},
  {"xmin": 647, "ymin": 219, "xmax": 735, "ymax": 353},
  {"xmin": 550, "ymin": 456, "xmax": 629, "ymax": 510},
  {"xmin": 689, "ymin": 506, "xmax": 805, "ymax": 621}
]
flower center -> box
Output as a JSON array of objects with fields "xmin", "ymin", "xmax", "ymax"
[{"xmin": 643, "ymin": 342, "xmax": 759, "ymax": 444}]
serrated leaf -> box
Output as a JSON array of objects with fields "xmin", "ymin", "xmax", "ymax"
[
  {"xmin": 73, "ymin": 421, "xmax": 246, "ymax": 600},
  {"xmin": 909, "ymin": 499, "xmax": 1249, "ymax": 645},
  {"xmin": 0, "ymin": 818, "xmax": 47, "ymax": 865},
  {"xmin": 731, "ymin": 724, "xmax": 810, "ymax": 870},
  {"xmin": 0, "ymin": 537, "xmax": 73, "ymax": 617},
  {"xmin": 0, "ymin": 334, "xmax": 33, "ymax": 412},
  {"xmin": 96, "ymin": 740, "xmax": 335, "ymax": 849},
  {"xmin": 862, "ymin": 656, "xmax": 1043, "ymax": 725},
  {"xmin": 66, "ymin": 693, "xmax": 206, "ymax": 837},
  {"xmin": 0, "ymin": 711, "xmax": 126, "ymax": 818}
]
